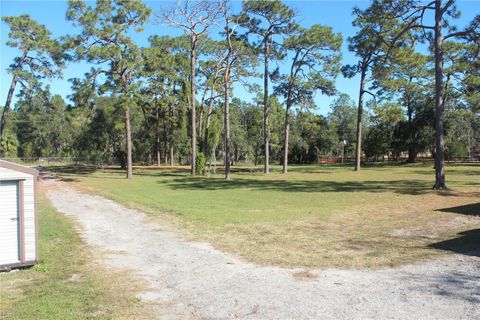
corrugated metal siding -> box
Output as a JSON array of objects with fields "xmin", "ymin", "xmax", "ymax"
[
  {"xmin": 0, "ymin": 181, "xmax": 20, "ymax": 265},
  {"xmin": 23, "ymin": 178, "xmax": 36, "ymax": 261},
  {"xmin": 0, "ymin": 163, "xmax": 37, "ymax": 266}
]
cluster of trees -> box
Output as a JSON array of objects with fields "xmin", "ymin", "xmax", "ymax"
[{"xmin": 0, "ymin": 0, "xmax": 478, "ymax": 188}]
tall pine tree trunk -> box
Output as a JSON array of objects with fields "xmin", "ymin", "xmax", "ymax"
[
  {"xmin": 198, "ymin": 103, "xmax": 204, "ymax": 147},
  {"xmin": 407, "ymin": 104, "xmax": 417, "ymax": 163},
  {"xmin": 163, "ymin": 106, "xmax": 168, "ymax": 165},
  {"xmin": 1, "ymin": 52, "xmax": 27, "ymax": 139},
  {"xmin": 282, "ymin": 108, "xmax": 290, "ymax": 174},
  {"xmin": 125, "ymin": 106, "xmax": 133, "ymax": 179},
  {"xmin": 433, "ymin": 0, "xmax": 446, "ymax": 189},
  {"xmin": 282, "ymin": 87, "xmax": 293, "ymax": 174},
  {"xmin": 263, "ymin": 39, "xmax": 270, "ymax": 174},
  {"xmin": 254, "ymin": 142, "xmax": 259, "ymax": 166},
  {"xmin": 203, "ymin": 82, "xmax": 216, "ymax": 159},
  {"xmin": 190, "ymin": 38, "xmax": 197, "ymax": 176},
  {"xmin": 156, "ymin": 99, "xmax": 161, "ymax": 166},
  {"xmin": 224, "ymin": 61, "xmax": 231, "ymax": 181},
  {"xmin": 0, "ymin": 75, "xmax": 18, "ymax": 139},
  {"xmin": 354, "ymin": 63, "xmax": 367, "ymax": 171}
]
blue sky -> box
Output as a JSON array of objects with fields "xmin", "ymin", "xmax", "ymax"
[{"xmin": 1, "ymin": 0, "xmax": 479, "ymax": 115}]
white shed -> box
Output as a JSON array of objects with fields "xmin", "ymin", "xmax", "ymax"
[{"xmin": 0, "ymin": 160, "xmax": 39, "ymax": 271}]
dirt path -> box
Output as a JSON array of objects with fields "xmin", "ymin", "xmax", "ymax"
[{"xmin": 44, "ymin": 180, "xmax": 480, "ymax": 320}]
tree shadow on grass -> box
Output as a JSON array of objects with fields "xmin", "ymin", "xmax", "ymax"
[
  {"xmin": 402, "ymin": 204, "xmax": 480, "ymax": 302},
  {"xmin": 44, "ymin": 164, "xmax": 480, "ymax": 197},
  {"xmin": 134, "ymin": 170, "xmax": 190, "ymax": 178},
  {"xmin": 45, "ymin": 165, "xmax": 97, "ymax": 175},
  {"xmin": 161, "ymin": 177, "xmax": 435, "ymax": 195},
  {"xmin": 39, "ymin": 172, "xmax": 80, "ymax": 183},
  {"xmin": 429, "ymin": 229, "xmax": 480, "ymax": 258},
  {"xmin": 429, "ymin": 203, "xmax": 480, "ymax": 257},
  {"xmin": 398, "ymin": 264, "xmax": 480, "ymax": 304},
  {"xmin": 134, "ymin": 166, "xmax": 190, "ymax": 172},
  {"xmin": 436, "ymin": 203, "xmax": 480, "ymax": 216},
  {"xmin": 413, "ymin": 169, "xmax": 480, "ymax": 176},
  {"xmin": 40, "ymin": 165, "xmax": 97, "ymax": 183}
]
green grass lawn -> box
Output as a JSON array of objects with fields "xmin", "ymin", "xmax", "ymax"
[
  {"xmin": 0, "ymin": 194, "xmax": 151, "ymax": 320},
  {"xmin": 52, "ymin": 163, "xmax": 480, "ymax": 268}
]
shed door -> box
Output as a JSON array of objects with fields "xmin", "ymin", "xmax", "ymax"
[{"xmin": 0, "ymin": 180, "xmax": 20, "ymax": 265}]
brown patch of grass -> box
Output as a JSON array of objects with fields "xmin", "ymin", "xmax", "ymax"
[
  {"xmin": 293, "ymin": 270, "xmax": 319, "ymax": 280},
  {"xmin": 48, "ymin": 163, "xmax": 480, "ymax": 269},
  {"xmin": 197, "ymin": 190, "xmax": 480, "ymax": 269},
  {"xmin": 65, "ymin": 273, "xmax": 86, "ymax": 283}
]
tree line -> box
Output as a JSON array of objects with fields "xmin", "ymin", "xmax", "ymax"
[{"xmin": 0, "ymin": 0, "xmax": 478, "ymax": 188}]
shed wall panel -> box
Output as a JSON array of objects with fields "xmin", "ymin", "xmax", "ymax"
[
  {"xmin": 0, "ymin": 181, "xmax": 20, "ymax": 265},
  {"xmin": 0, "ymin": 164, "xmax": 38, "ymax": 267},
  {"xmin": 23, "ymin": 178, "xmax": 36, "ymax": 261}
]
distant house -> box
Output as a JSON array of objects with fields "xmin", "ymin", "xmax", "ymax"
[{"xmin": 0, "ymin": 160, "xmax": 39, "ymax": 271}]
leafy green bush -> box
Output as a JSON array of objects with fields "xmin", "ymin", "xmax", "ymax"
[
  {"xmin": 445, "ymin": 141, "xmax": 468, "ymax": 160},
  {"xmin": 196, "ymin": 152, "xmax": 206, "ymax": 175},
  {"xmin": 0, "ymin": 129, "xmax": 19, "ymax": 157}
]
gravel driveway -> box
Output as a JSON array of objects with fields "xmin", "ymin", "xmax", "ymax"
[{"xmin": 44, "ymin": 180, "xmax": 480, "ymax": 319}]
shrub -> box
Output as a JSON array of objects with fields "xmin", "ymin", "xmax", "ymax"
[
  {"xmin": 0, "ymin": 129, "xmax": 19, "ymax": 158},
  {"xmin": 196, "ymin": 152, "xmax": 206, "ymax": 175},
  {"xmin": 445, "ymin": 141, "xmax": 468, "ymax": 160}
]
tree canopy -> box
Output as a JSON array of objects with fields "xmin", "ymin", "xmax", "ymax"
[{"xmin": 1, "ymin": 0, "xmax": 479, "ymax": 186}]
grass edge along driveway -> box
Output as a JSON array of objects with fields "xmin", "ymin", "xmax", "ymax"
[
  {"xmin": 0, "ymin": 191, "xmax": 153, "ymax": 320},
  {"xmin": 54, "ymin": 163, "xmax": 480, "ymax": 269}
]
